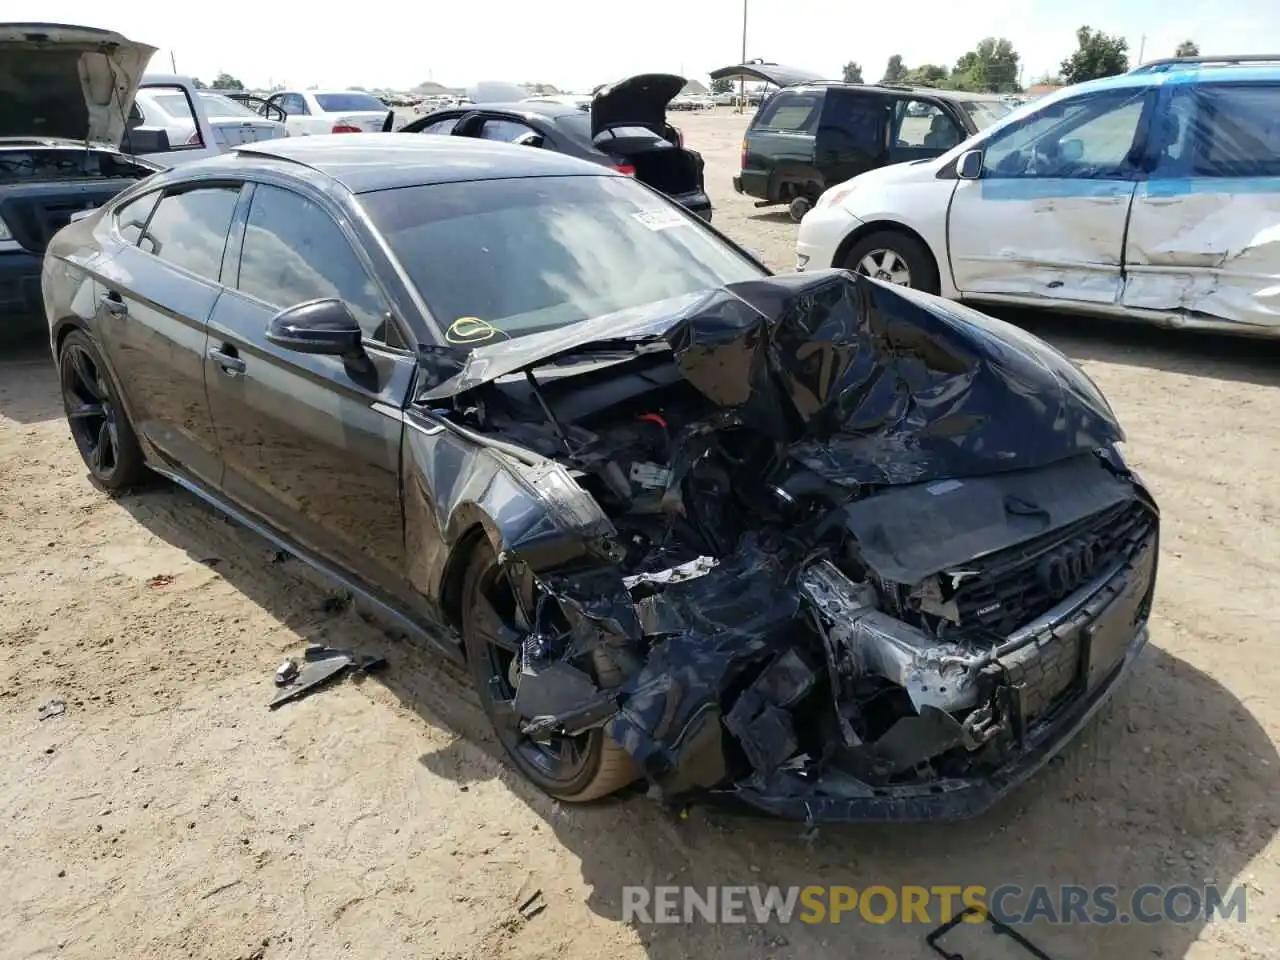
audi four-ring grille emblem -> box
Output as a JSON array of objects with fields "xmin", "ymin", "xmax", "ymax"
[{"xmin": 1037, "ymin": 535, "xmax": 1104, "ymax": 598}]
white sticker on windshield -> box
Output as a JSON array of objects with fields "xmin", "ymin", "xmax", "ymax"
[{"xmin": 632, "ymin": 209, "xmax": 687, "ymax": 231}]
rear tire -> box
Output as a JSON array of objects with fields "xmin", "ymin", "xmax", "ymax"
[
  {"xmin": 842, "ymin": 230, "xmax": 940, "ymax": 295},
  {"xmin": 58, "ymin": 330, "xmax": 150, "ymax": 492},
  {"xmin": 788, "ymin": 196, "xmax": 813, "ymax": 222},
  {"xmin": 460, "ymin": 544, "xmax": 637, "ymax": 802}
]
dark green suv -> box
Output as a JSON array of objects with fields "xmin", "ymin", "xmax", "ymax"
[{"xmin": 712, "ymin": 62, "xmax": 1012, "ymax": 221}]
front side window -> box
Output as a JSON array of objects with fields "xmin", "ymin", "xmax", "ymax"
[
  {"xmin": 360, "ymin": 175, "xmax": 765, "ymax": 344},
  {"xmin": 980, "ymin": 88, "xmax": 1149, "ymax": 179},
  {"xmin": 236, "ymin": 184, "xmax": 390, "ymax": 342},
  {"xmin": 894, "ymin": 100, "xmax": 962, "ymax": 149},
  {"xmin": 139, "ymin": 186, "xmax": 240, "ymax": 282}
]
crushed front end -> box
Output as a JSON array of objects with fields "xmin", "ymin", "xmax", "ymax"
[{"xmin": 422, "ymin": 269, "xmax": 1161, "ymax": 822}]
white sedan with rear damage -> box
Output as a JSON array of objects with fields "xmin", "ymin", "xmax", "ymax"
[{"xmin": 796, "ymin": 64, "xmax": 1280, "ymax": 337}]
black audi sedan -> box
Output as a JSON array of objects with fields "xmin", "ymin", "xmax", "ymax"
[
  {"xmin": 41, "ymin": 134, "xmax": 1159, "ymax": 821},
  {"xmin": 400, "ymin": 74, "xmax": 712, "ymax": 221}
]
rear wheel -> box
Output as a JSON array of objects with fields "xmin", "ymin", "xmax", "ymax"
[
  {"xmin": 58, "ymin": 330, "xmax": 149, "ymax": 492},
  {"xmin": 460, "ymin": 544, "xmax": 637, "ymax": 802},
  {"xmin": 788, "ymin": 196, "xmax": 813, "ymax": 222},
  {"xmin": 842, "ymin": 230, "xmax": 940, "ymax": 294}
]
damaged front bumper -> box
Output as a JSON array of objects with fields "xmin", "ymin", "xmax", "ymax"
[{"xmin": 724, "ymin": 622, "xmax": 1149, "ymax": 823}]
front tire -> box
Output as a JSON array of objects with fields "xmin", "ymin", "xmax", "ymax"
[
  {"xmin": 58, "ymin": 330, "xmax": 149, "ymax": 492},
  {"xmin": 842, "ymin": 229, "xmax": 940, "ymax": 294},
  {"xmin": 460, "ymin": 544, "xmax": 637, "ymax": 802}
]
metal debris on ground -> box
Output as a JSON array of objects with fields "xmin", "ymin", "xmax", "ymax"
[
  {"xmin": 516, "ymin": 888, "xmax": 546, "ymax": 920},
  {"xmin": 37, "ymin": 699, "xmax": 67, "ymax": 721},
  {"xmin": 147, "ymin": 574, "xmax": 175, "ymax": 587},
  {"xmin": 274, "ymin": 659, "xmax": 299, "ymax": 686},
  {"xmin": 926, "ymin": 906, "xmax": 1055, "ymax": 960},
  {"xmin": 267, "ymin": 645, "xmax": 387, "ymax": 710}
]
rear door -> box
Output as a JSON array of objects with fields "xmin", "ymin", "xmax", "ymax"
[
  {"xmin": 815, "ymin": 88, "xmax": 891, "ymax": 187},
  {"xmin": 947, "ymin": 86, "xmax": 1152, "ymax": 304},
  {"xmin": 204, "ymin": 181, "xmax": 415, "ymax": 594},
  {"xmin": 743, "ymin": 88, "xmax": 825, "ymax": 199},
  {"xmin": 888, "ymin": 96, "xmax": 966, "ymax": 164},
  {"xmin": 93, "ymin": 182, "xmax": 240, "ymax": 486},
  {"xmin": 1122, "ymin": 81, "xmax": 1280, "ymax": 328}
]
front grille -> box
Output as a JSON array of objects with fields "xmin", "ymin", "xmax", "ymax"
[{"xmin": 952, "ymin": 499, "xmax": 1156, "ymax": 636}]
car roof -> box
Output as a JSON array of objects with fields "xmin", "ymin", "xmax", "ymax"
[
  {"xmin": 225, "ymin": 132, "xmax": 614, "ymax": 192},
  {"xmin": 778, "ymin": 82, "xmax": 1007, "ymax": 101},
  {"xmin": 434, "ymin": 100, "xmax": 582, "ymax": 119}
]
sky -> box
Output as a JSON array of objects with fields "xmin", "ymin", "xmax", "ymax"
[{"xmin": 13, "ymin": 0, "xmax": 1280, "ymax": 93}]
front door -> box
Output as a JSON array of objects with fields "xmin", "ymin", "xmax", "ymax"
[
  {"xmin": 94, "ymin": 183, "xmax": 242, "ymax": 487},
  {"xmin": 204, "ymin": 181, "xmax": 415, "ymax": 596},
  {"xmin": 1122, "ymin": 81, "xmax": 1280, "ymax": 328},
  {"xmin": 947, "ymin": 87, "xmax": 1153, "ymax": 305}
]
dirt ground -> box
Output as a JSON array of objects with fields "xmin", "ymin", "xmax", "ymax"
[{"xmin": 3, "ymin": 109, "xmax": 1280, "ymax": 960}]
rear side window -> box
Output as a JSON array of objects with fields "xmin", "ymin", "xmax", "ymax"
[
  {"xmin": 820, "ymin": 90, "xmax": 889, "ymax": 156},
  {"xmin": 314, "ymin": 93, "xmax": 386, "ymax": 113},
  {"xmin": 236, "ymin": 184, "xmax": 390, "ymax": 342},
  {"xmin": 418, "ymin": 116, "xmax": 459, "ymax": 135},
  {"xmin": 141, "ymin": 85, "xmax": 204, "ymax": 148},
  {"xmin": 1188, "ymin": 85, "xmax": 1280, "ymax": 177},
  {"xmin": 115, "ymin": 192, "xmax": 160, "ymax": 245},
  {"xmin": 139, "ymin": 186, "xmax": 240, "ymax": 282},
  {"xmin": 754, "ymin": 91, "xmax": 823, "ymax": 133},
  {"xmin": 479, "ymin": 119, "xmax": 537, "ymax": 142}
]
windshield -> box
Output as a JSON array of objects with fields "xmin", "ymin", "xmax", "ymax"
[
  {"xmin": 314, "ymin": 92, "xmax": 386, "ymax": 112},
  {"xmin": 361, "ymin": 175, "xmax": 765, "ymax": 343},
  {"xmin": 960, "ymin": 99, "xmax": 1014, "ymax": 130},
  {"xmin": 198, "ymin": 93, "xmax": 260, "ymax": 118}
]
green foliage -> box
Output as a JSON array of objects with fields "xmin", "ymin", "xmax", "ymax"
[{"xmin": 1060, "ymin": 27, "xmax": 1129, "ymax": 83}]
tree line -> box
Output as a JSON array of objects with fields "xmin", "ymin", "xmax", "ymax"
[{"xmin": 821, "ymin": 29, "xmax": 1204, "ymax": 95}]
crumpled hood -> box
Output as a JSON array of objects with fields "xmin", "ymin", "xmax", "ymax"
[
  {"xmin": 424, "ymin": 269, "xmax": 1124, "ymax": 486},
  {"xmin": 0, "ymin": 23, "xmax": 155, "ymax": 144}
]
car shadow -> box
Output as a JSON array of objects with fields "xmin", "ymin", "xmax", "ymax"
[
  {"xmin": 749, "ymin": 210, "xmax": 796, "ymax": 224},
  {"xmin": 991, "ymin": 306, "xmax": 1280, "ymax": 389},
  {"xmin": 0, "ymin": 327, "xmax": 61, "ymax": 425},
  {"xmin": 112, "ymin": 481, "xmax": 1278, "ymax": 960}
]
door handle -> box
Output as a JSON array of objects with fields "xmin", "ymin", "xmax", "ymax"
[
  {"xmin": 101, "ymin": 292, "xmax": 127, "ymax": 318},
  {"xmin": 208, "ymin": 345, "xmax": 247, "ymax": 377}
]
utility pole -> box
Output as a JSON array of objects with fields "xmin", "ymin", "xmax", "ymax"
[
  {"xmin": 170, "ymin": 49, "xmax": 177, "ymax": 73},
  {"xmin": 737, "ymin": 0, "xmax": 748, "ymax": 113},
  {"xmin": 1137, "ymin": 34, "xmax": 1147, "ymax": 65}
]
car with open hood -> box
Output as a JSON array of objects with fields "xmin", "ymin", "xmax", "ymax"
[
  {"xmin": 41, "ymin": 134, "xmax": 1158, "ymax": 821},
  {"xmin": 398, "ymin": 73, "xmax": 711, "ymax": 220},
  {"xmin": 712, "ymin": 60, "xmax": 1011, "ymax": 221},
  {"xmin": 0, "ymin": 22, "xmax": 194, "ymax": 319}
]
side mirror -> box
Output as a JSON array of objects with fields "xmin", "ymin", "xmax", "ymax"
[
  {"xmin": 265, "ymin": 298, "xmax": 364, "ymax": 358},
  {"xmin": 957, "ymin": 148, "xmax": 984, "ymax": 180},
  {"xmin": 123, "ymin": 127, "xmax": 172, "ymax": 155},
  {"xmin": 69, "ymin": 208, "xmax": 97, "ymax": 224},
  {"xmin": 1059, "ymin": 138, "xmax": 1085, "ymax": 164},
  {"xmin": 513, "ymin": 131, "xmax": 545, "ymax": 148}
]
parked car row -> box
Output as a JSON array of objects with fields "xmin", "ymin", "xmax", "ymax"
[
  {"xmin": 0, "ymin": 18, "xmax": 1184, "ymax": 827},
  {"xmin": 794, "ymin": 56, "xmax": 1280, "ymax": 335}
]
